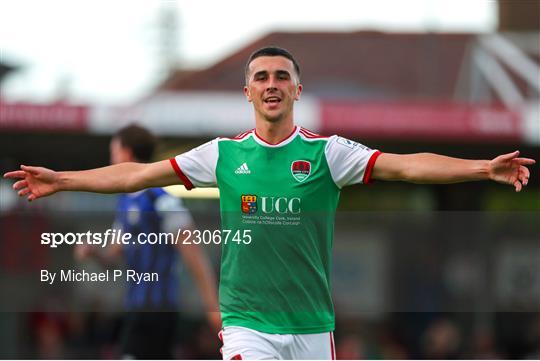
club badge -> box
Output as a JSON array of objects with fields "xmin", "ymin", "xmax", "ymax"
[{"xmin": 291, "ymin": 160, "xmax": 311, "ymax": 182}]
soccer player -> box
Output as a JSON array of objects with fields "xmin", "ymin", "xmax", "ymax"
[
  {"xmin": 4, "ymin": 47, "xmax": 535, "ymax": 360},
  {"xmin": 74, "ymin": 125, "xmax": 220, "ymax": 358}
]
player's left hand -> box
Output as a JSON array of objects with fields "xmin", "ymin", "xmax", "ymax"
[{"xmin": 488, "ymin": 151, "xmax": 535, "ymax": 192}]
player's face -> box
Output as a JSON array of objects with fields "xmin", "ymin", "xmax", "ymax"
[
  {"xmin": 244, "ymin": 56, "xmax": 302, "ymax": 123},
  {"xmin": 109, "ymin": 138, "xmax": 132, "ymax": 165}
]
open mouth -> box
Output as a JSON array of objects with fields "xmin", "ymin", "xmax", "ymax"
[{"xmin": 264, "ymin": 96, "xmax": 282, "ymax": 105}]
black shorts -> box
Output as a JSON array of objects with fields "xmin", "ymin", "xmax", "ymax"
[{"xmin": 121, "ymin": 312, "xmax": 179, "ymax": 359}]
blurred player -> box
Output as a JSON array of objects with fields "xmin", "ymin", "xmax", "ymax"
[
  {"xmin": 5, "ymin": 47, "xmax": 535, "ymax": 359},
  {"xmin": 74, "ymin": 125, "xmax": 220, "ymax": 359}
]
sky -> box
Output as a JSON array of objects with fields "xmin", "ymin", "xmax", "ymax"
[{"xmin": 0, "ymin": 0, "xmax": 497, "ymax": 104}]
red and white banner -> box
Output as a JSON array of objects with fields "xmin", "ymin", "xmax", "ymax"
[
  {"xmin": 0, "ymin": 101, "xmax": 88, "ymax": 131},
  {"xmin": 321, "ymin": 101, "xmax": 523, "ymax": 142},
  {"xmin": 1, "ymin": 96, "xmax": 537, "ymax": 144}
]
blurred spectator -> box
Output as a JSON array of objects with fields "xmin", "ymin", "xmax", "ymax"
[
  {"xmin": 470, "ymin": 327, "xmax": 501, "ymax": 359},
  {"xmin": 421, "ymin": 318, "xmax": 462, "ymax": 359},
  {"xmin": 377, "ymin": 331, "xmax": 408, "ymax": 359},
  {"xmin": 336, "ymin": 334, "xmax": 366, "ymax": 359},
  {"xmin": 30, "ymin": 312, "xmax": 67, "ymax": 358}
]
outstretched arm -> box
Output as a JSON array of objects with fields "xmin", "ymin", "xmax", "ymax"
[
  {"xmin": 372, "ymin": 151, "xmax": 535, "ymax": 192},
  {"xmin": 4, "ymin": 160, "xmax": 180, "ymax": 201}
]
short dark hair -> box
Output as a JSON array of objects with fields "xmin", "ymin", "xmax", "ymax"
[
  {"xmin": 245, "ymin": 46, "xmax": 301, "ymax": 82},
  {"xmin": 114, "ymin": 124, "xmax": 157, "ymax": 162}
]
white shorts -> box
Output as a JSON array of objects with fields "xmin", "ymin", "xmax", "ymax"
[{"xmin": 219, "ymin": 326, "xmax": 336, "ymax": 360}]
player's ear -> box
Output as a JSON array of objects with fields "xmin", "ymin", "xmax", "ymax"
[
  {"xmin": 294, "ymin": 84, "xmax": 302, "ymax": 101},
  {"xmin": 243, "ymin": 86, "xmax": 252, "ymax": 102}
]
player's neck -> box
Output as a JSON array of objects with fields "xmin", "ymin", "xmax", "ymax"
[{"xmin": 255, "ymin": 118, "xmax": 295, "ymax": 145}]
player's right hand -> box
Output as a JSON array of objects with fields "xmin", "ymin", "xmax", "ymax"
[{"xmin": 3, "ymin": 165, "xmax": 59, "ymax": 201}]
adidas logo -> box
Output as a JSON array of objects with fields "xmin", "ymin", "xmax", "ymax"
[{"xmin": 235, "ymin": 162, "xmax": 251, "ymax": 174}]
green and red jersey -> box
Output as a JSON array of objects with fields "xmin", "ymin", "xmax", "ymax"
[{"xmin": 171, "ymin": 126, "xmax": 380, "ymax": 334}]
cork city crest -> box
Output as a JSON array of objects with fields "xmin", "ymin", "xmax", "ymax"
[
  {"xmin": 241, "ymin": 195, "xmax": 258, "ymax": 214},
  {"xmin": 291, "ymin": 160, "xmax": 311, "ymax": 182}
]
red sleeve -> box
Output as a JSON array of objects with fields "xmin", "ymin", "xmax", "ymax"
[
  {"xmin": 362, "ymin": 151, "xmax": 382, "ymax": 184},
  {"xmin": 169, "ymin": 158, "xmax": 195, "ymax": 190}
]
